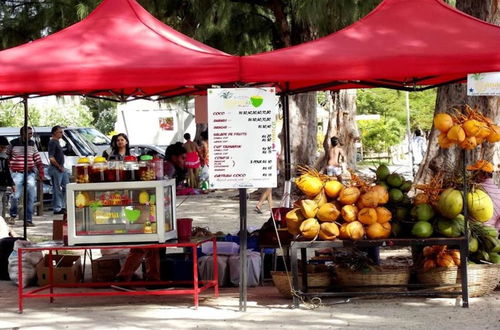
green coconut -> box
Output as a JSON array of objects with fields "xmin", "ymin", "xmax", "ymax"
[
  {"xmin": 387, "ymin": 173, "xmax": 403, "ymax": 188},
  {"xmin": 399, "ymin": 180, "xmax": 412, "ymax": 192},
  {"xmin": 411, "ymin": 203, "xmax": 434, "ymax": 222},
  {"xmin": 376, "ymin": 165, "xmax": 390, "ymax": 181},
  {"xmin": 467, "ymin": 189, "xmax": 494, "ymax": 222},
  {"xmin": 389, "ymin": 188, "xmax": 404, "ymax": 203},
  {"xmin": 438, "ymin": 188, "xmax": 463, "ymax": 219}
]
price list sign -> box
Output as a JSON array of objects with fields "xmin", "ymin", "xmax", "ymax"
[{"xmin": 207, "ymin": 88, "xmax": 277, "ymax": 189}]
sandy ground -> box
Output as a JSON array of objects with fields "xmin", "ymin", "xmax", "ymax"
[{"xmin": 1, "ymin": 189, "xmax": 499, "ymax": 329}]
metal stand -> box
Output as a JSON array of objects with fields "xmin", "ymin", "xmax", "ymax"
[
  {"xmin": 281, "ymin": 91, "xmax": 292, "ymax": 207},
  {"xmin": 290, "ymin": 238, "xmax": 470, "ymax": 308},
  {"xmin": 22, "ymin": 97, "xmax": 28, "ymax": 240},
  {"xmin": 238, "ymin": 188, "xmax": 248, "ymax": 312}
]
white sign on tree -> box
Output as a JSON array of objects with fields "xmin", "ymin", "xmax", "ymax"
[
  {"xmin": 467, "ymin": 72, "xmax": 500, "ymax": 96},
  {"xmin": 207, "ymin": 88, "xmax": 277, "ymax": 189}
]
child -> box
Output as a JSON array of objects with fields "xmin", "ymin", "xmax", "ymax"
[{"xmin": 0, "ymin": 137, "xmax": 15, "ymax": 223}]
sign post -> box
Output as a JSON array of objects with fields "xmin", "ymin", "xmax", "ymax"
[
  {"xmin": 467, "ymin": 72, "xmax": 500, "ymax": 96},
  {"xmin": 208, "ymin": 88, "xmax": 277, "ymax": 312}
]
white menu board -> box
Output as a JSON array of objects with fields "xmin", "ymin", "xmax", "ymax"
[{"xmin": 207, "ymin": 88, "xmax": 277, "ymax": 189}]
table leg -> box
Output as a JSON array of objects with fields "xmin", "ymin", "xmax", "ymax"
[
  {"xmin": 212, "ymin": 238, "xmax": 219, "ymax": 298},
  {"xmin": 290, "ymin": 246, "xmax": 299, "ymax": 307},
  {"xmin": 18, "ymin": 248, "xmax": 23, "ymax": 313},
  {"xmin": 192, "ymin": 245, "xmax": 199, "ymax": 309},
  {"xmin": 260, "ymin": 248, "xmax": 264, "ymax": 286},
  {"xmin": 49, "ymin": 251, "xmax": 54, "ymax": 303},
  {"xmin": 301, "ymin": 248, "xmax": 308, "ymax": 293},
  {"xmin": 459, "ymin": 240, "xmax": 469, "ymax": 308}
]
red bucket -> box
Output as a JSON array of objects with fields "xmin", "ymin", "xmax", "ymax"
[{"xmin": 176, "ymin": 218, "xmax": 193, "ymax": 242}]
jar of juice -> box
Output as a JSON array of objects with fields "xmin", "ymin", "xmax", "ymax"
[
  {"xmin": 123, "ymin": 156, "xmax": 139, "ymax": 181},
  {"xmin": 75, "ymin": 157, "xmax": 90, "ymax": 183},
  {"xmin": 90, "ymin": 156, "xmax": 107, "ymax": 182},
  {"xmin": 106, "ymin": 160, "xmax": 124, "ymax": 182},
  {"xmin": 152, "ymin": 157, "xmax": 164, "ymax": 180},
  {"xmin": 138, "ymin": 155, "xmax": 155, "ymax": 181}
]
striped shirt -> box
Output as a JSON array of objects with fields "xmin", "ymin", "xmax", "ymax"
[{"xmin": 6, "ymin": 138, "xmax": 44, "ymax": 173}]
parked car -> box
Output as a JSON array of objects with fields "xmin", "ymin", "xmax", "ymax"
[
  {"xmin": 0, "ymin": 127, "xmax": 110, "ymax": 200},
  {"xmin": 130, "ymin": 144, "xmax": 166, "ymax": 159}
]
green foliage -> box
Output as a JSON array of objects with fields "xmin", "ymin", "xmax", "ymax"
[
  {"xmin": 81, "ymin": 98, "xmax": 117, "ymax": 134},
  {"xmin": 0, "ymin": 100, "xmax": 93, "ymax": 127},
  {"xmin": 358, "ymin": 117, "xmax": 405, "ymax": 154}
]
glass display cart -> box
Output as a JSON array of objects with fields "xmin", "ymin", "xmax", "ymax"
[{"xmin": 66, "ymin": 180, "xmax": 176, "ymax": 245}]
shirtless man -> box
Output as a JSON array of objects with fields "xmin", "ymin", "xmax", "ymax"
[
  {"xmin": 326, "ymin": 136, "xmax": 346, "ymax": 180},
  {"xmin": 183, "ymin": 133, "xmax": 200, "ymax": 188}
]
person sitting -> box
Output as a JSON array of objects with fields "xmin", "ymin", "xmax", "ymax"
[{"xmin": 164, "ymin": 142, "xmax": 187, "ymax": 186}]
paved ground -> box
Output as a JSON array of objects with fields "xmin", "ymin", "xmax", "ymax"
[{"xmin": 1, "ymin": 188, "xmax": 499, "ymax": 329}]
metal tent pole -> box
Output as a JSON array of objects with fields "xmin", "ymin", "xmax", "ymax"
[
  {"xmin": 238, "ymin": 188, "xmax": 248, "ymax": 312},
  {"xmin": 460, "ymin": 149, "xmax": 469, "ymax": 307},
  {"xmin": 22, "ymin": 97, "xmax": 28, "ymax": 239},
  {"xmin": 282, "ymin": 91, "xmax": 291, "ymax": 207}
]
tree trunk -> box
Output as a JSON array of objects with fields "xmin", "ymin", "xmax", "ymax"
[
  {"xmin": 279, "ymin": 92, "xmax": 318, "ymax": 170},
  {"xmin": 317, "ymin": 90, "xmax": 359, "ymax": 170},
  {"xmin": 415, "ymin": 0, "xmax": 500, "ymax": 184}
]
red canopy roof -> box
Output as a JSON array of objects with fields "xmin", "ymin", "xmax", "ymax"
[
  {"xmin": 241, "ymin": 0, "xmax": 500, "ymax": 93},
  {"xmin": 0, "ymin": 0, "xmax": 239, "ymax": 98}
]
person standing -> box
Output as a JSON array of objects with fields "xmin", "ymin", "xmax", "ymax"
[
  {"xmin": 412, "ymin": 129, "xmax": 427, "ymax": 173},
  {"xmin": 7, "ymin": 126, "xmax": 44, "ymax": 227},
  {"xmin": 48, "ymin": 126, "xmax": 69, "ymax": 215},
  {"xmin": 183, "ymin": 133, "xmax": 200, "ymax": 188},
  {"xmin": 0, "ymin": 137, "xmax": 15, "ymax": 222},
  {"xmin": 326, "ymin": 136, "xmax": 346, "ymax": 181}
]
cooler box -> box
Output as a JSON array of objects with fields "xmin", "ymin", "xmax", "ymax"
[{"xmin": 36, "ymin": 255, "xmax": 82, "ymax": 286}]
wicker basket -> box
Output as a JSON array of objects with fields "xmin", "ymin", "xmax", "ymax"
[
  {"xmin": 271, "ymin": 271, "xmax": 331, "ymax": 298},
  {"xmin": 417, "ymin": 264, "xmax": 500, "ymax": 297},
  {"xmin": 335, "ymin": 266, "xmax": 410, "ymax": 292}
]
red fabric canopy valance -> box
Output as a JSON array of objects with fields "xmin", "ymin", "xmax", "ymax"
[
  {"xmin": 0, "ymin": 0, "xmax": 239, "ymax": 98},
  {"xmin": 240, "ymin": 0, "xmax": 500, "ymax": 93}
]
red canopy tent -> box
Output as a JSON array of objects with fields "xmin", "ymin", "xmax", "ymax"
[
  {"xmin": 0, "ymin": 0, "xmax": 239, "ymax": 100},
  {"xmin": 241, "ymin": 0, "xmax": 500, "ymax": 94}
]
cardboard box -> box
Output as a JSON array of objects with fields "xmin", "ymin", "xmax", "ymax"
[
  {"xmin": 36, "ymin": 255, "xmax": 82, "ymax": 286},
  {"xmin": 91, "ymin": 255, "xmax": 122, "ymax": 282}
]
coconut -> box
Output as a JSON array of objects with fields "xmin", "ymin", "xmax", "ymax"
[
  {"xmin": 341, "ymin": 205, "xmax": 358, "ymax": 222},
  {"xmin": 358, "ymin": 207, "xmax": 378, "ymax": 225},
  {"xmin": 438, "ymin": 132, "xmax": 455, "ymax": 149},
  {"xmin": 434, "ymin": 113, "xmax": 453, "ymax": 133},
  {"xmin": 285, "ymin": 208, "xmax": 305, "ymax": 235},
  {"xmin": 299, "ymin": 218, "xmax": 320, "ymax": 239},
  {"xmin": 411, "ymin": 203, "xmax": 434, "ymax": 222},
  {"xmin": 437, "ymin": 254, "xmax": 455, "ymax": 268},
  {"xmin": 338, "ymin": 187, "xmax": 361, "ymax": 205},
  {"xmin": 423, "ymin": 259, "xmax": 437, "ymax": 272},
  {"xmin": 295, "ymin": 174, "xmax": 324, "ymax": 197},
  {"xmin": 438, "ymin": 188, "xmax": 463, "ymax": 219},
  {"xmin": 386, "ymin": 173, "xmax": 403, "ymax": 187},
  {"xmin": 318, "ymin": 222, "xmax": 340, "ymax": 240},
  {"xmin": 324, "ymin": 180, "xmax": 344, "ymax": 199},
  {"xmin": 399, "ymin": 180, "xmax": 412, "ymax": 192},
  {"xmin": 447, "ymin": 125, "xmax": 466, "ymax": 143},
  {"xmin": 414, "ymin": 193, "xmax": 430, "ymax": 205},
  {"xmin": 375, "ymin": 206, "xmax": 392, "ymax": 223},
  {"xmin": 459, "ymin": 136, "xmax": 477, "ymax": 150},
  {"xmin": 376, "ymin": 164, "xmax": 390, "ymax": 180},
  {"xmin": 366, "ymin": 222, "xmax": 391, "ymax": 239},
  {"xmin": 358, "ymin": 191, "xmax": 379, "ymax": 208},
  {"xmin": 467, "ymin": 189, "xmax": 494, "ymax": 222},
  {"xmin": 372, "ymin": 185, "xmax": 389, "ymax": 204},
  {"xmin": 316, "ymin": 203, "xmax": 341, "ymax": 222},
  {"xmin": 339, "ymin": 221, "xmax": 365, "ymax": 240},
  {"xmin": 389, "ymin": 188, "xmax": 404, "ymax": 203},
  {"xmin": 486, "ymin": 125, "xmax": 500, "ymax": 143},
  {"xmin": 463, "ymin": 119, "xmax": 481, "ymax": 137},
  {"xmin": 299, "ymin": 199, "xmax": 319, "ymax": 219},
  {"xmin": 313, "ymin": 189, "xmax": 328, "ymax": 207}
]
